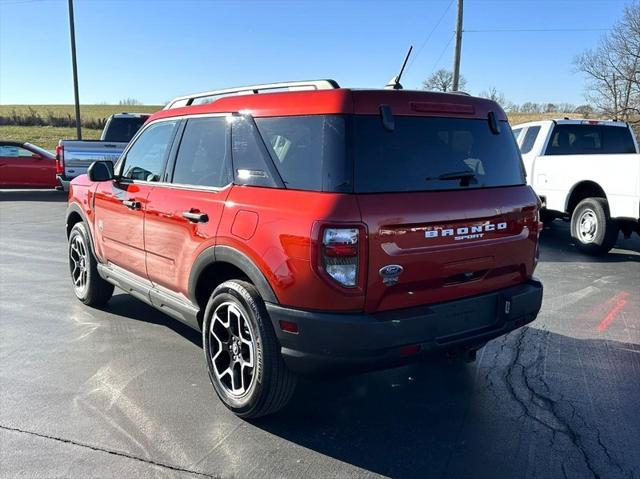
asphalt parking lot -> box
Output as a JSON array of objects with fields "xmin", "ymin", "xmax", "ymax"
[{"xmin": 1, "ymin": 189, "xmax": 639, "ymax": 479}]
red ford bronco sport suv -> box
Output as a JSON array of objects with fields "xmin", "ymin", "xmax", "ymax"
[{"xmin": 66, "ymin": 80, "xmax": 543, "ymax": 418}]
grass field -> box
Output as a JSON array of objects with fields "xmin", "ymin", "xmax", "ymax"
[
  {"xmin": 0, "ymin": 104, "xmax": 162, "ymax": 120},
  {"xmin": 0, "ymin": 126, "xmax": 101, "ymax": 150},
  {"xmin": 0, "ymin": 106, "xmax": 600, "ymax": 151}
]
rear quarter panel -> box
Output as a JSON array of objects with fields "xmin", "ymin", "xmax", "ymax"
[{"xmin": 216, "ymin": 187, "xmax": 364, "ymax": 311}]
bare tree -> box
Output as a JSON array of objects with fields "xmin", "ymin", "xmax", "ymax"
[
  {"xmin": 422, "ymin": 69, "xmax": 467, "ymax": 92},
  {"xmin": 574, "ymin": 104, "xmax": 595, "ymax": 117},
  {"xmin": 479, "ymin": 87, "xmax": 506, "ymax": 105},
  {"xmin": 118, "ymin": 98, "xmax": 142, "ymax": 106},
  {"xmin": 575, "ymin": 1, "xmax": 640, "ymax": 121}
]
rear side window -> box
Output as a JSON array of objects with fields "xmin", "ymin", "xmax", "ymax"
[
  {"xmin": 545, "ymin": 124, "xmax": 636, "ymax": 155},
  {"xmin": 520, "ymin": 126, "xmax": 540, "ymax": 154},
  {"xmin": 231, "ymin": 116, "xmax": 281, "ymax": 188},
  {"xmin": 255, "ymin": 116, "xmax": 351, "ymax": 192},
  {"xmin": 120, "ymin": 120, "xmax": 178, "ymax": 181},
  {"xmin": 172, "ymin": 117, "xmax": 232, "ymax": 188},
  {"xmin": 353, "ymin": 116, "xmax": 525, "ymax": 193},
  {"xmin": 102, "ymin": 117, "xmax": 148, "ymax": 142}
]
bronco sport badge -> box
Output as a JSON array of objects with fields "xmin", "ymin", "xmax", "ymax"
[{"xmin": 425, "ymin": 222, "xmax": 508, "ymax": 241}]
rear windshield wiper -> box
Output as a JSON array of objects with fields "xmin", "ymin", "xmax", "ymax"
[{"xmin": 426, "ymin": 171, "xmax": 476, "ymax": 181}]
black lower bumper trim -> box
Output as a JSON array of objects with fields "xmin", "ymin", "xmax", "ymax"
[{"xmin": 267, "ymin": 279, "xmax": 543, "ymax": 374}]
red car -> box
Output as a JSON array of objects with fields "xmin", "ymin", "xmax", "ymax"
[
  {"xmin": 66, "ymin": 80, "xmax": 543, "ymax": 418},
  {"xmin": 0, "ymin": 141, "xmax": 58, "ymax": 189}
]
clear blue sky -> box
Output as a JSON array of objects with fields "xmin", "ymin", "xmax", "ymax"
[{"xmin": 0, "ymin": 0, "xmax": 629, "ymax": 106}]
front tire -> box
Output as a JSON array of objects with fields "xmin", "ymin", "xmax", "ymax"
[
  {"xmin": 202, "ymin": 280, "xmax": 296, "ymax": 418},
  {"xmin": 570, "ymin": 198, "xmax": 618, "ymax": 255},
  {"xmin": 68, "ymin": 222, "xmax": 114, "ymax": 305}
]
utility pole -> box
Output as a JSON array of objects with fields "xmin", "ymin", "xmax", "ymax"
[
  {"xmin": 452, "ymin": 0, "xmax": 464, "ymax": 91},
  {"xmin": 68, "ymin": 0, "xmax": 82, "ymax": 140}
]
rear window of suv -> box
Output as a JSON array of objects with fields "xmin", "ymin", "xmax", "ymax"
[
  {"xmin": 353, "ymin": 116, "xmax": 525, "ymax": 193},
  {"xmin": 252, "ymin": 115, "xmax": 525, "ymax": 193}
]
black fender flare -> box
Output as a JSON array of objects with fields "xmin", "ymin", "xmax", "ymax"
[
  {"xmin": 188, "ymin": 245, "xmax": 279, "ymax": 305},
  {"xmin": 65, "ymin": 203, "xmax": 98, "ymax": 257}
]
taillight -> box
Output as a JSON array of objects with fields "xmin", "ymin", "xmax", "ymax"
[
  {"xmin": 322, "ymin": 227, "xmax": 360, "ymax": 287},
  {"xmin": 55, "ymin": 145, "xmax": 64, "ymax": 175}
]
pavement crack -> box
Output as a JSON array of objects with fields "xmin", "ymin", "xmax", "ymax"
[
  {"xmin": 502, "ymin": 328, "xmax": 629, "ymax": 479},
  {"xmin": 0, "ymin": 424, "xmax": 218, "ymax": 479}
]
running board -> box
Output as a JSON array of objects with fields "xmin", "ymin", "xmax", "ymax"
[{"xmin": 97, "ymin": 263, "xmax": 200, "ymax": 330}]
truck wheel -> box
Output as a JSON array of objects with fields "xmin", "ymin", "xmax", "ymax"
[
  {"xmin": 570, "ymin": 198, "xmax": 618, "ymax": 255},
  {"xmin": 68, "ymin": 222, "xmax": 114, "ymax": 305},
  {"xmin": 202, "ymin": 280, "xmax": 296, "ymax": 418},
  {"xmin": 539, "ymin": 209, "xmax": 555, "ymax": 225}
]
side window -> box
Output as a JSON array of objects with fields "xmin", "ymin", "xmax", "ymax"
[
  {"xmin": 255, "ymin": 115, "xmax": 349, "ymax": 191},
  {"xmin": 231, "ymin": 116, "xmax": 280, "ymax": 188},
  {"xmin": 520, "ymin": 126, "xmax": 540, "ymax": 154},
  {"xmin": 121, "ymin": 120, "xmax": 178, "ymax": 181},
  {"xmin": 0, "ymin": 146, "xmax": 36, "ymax": 159},
  {"xmin": 172, "ymin": 117, "xmax": 232, "ymax": 188},
  {"xmin": 511, "ymin": 128, "xmax": 523, "ymax": 144}
]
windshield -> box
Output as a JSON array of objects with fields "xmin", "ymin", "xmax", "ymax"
[
  {"xmin": 24, "ymin": 143, "xmax": 53, "ymax": 158},
  {"xmin": 353, "ymin": 116, "xmax": 525, "ymax": 193},
  {"xmin": 102, "ymin": 117, "xmax": 148, "ymax": 142}
]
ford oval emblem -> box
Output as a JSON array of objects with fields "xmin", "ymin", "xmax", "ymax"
[{"xmin": 379, "ymin": 265, "xmax": 404, "ymax": 285}]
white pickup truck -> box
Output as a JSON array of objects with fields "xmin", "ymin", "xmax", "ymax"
[
  {"xmin": 55, "ymin": 112, "xmax": 150, "ymax": 190},
  {"xmin": 512, "ymin": 119, "xmax": 640, "ymax": 255}
]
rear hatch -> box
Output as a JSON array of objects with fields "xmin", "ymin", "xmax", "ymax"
[{"xmin": 352, "ymin": 115, "xmax": 539, "ymax": 313}]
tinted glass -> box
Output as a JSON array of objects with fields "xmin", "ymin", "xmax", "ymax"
[
  {"xmin": 255, "ymin": 116, "xmax": 351, "ymax": 192},
  {"xmin": 520, "ymin": 126, "xmax": 540, "ymax": 154},
  {"xmin": 121, "ymin": 120, "xmax": 177, "ymax": 181},
  {"xmin": 102, "ymin": 117, "xmax": 148, "ymax": 142},
  {"xmin": 512, "ymin": 128, "xmax": 523, "ymax": 142},
  {"xmin": 545, "ymin": 124, "xmax": 636, "ymax": 155},
  {"xmin": 231, "ymin": 116, "xmax": 280, "ymax": 188},
  {"xmin": 172, "ymin": 117, "xmax": 232, "ymax": 187},
  {"xmin": 353, "ymin": 116, "xmax": 525, "ymax": 193}
]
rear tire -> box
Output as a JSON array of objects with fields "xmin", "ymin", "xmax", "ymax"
[
  {"xmin": 202, "ymin": 280, "xmax": 296, "ymax": 418},
  {"xmin": 570, "ymin": 198, "xmax": 618, "ymax": 255},
  {"xmin": 68, "ymin": 222, "xmax": 114, "ymax": 305}
]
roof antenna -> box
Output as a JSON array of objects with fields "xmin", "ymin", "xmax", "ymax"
[{"xmin": 385, "ymin": 46, "xmax": 413, "ymax": 90}]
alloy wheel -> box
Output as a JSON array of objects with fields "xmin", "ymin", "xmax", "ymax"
[
  {"xmin": 208, "ymin": 302, "xmax": 256, "ymax": 397},
  {"xmin": 69, "ymin": 234, "xmax": 88, "ymax": 294}
]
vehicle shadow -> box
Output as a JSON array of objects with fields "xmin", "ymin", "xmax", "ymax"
[
  {"xmin": 106, "ymin": 293, "xmax": 203, "ymax": 348},
  {"xmin": 539, "ymin": 220, "xmax": 640, "ymax": 263},
  {"xmin": 0, "ymin": 189, "xmax": 67, "ymax": 202},
  {"xmin": 249, "ymin": 331, "xmax": 640, "ymax": 479}
]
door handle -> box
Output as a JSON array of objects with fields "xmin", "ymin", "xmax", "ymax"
[
  {"xmin": 122, "ymin": 199, "xmax": 141, "ymax": 210},
  {"xmin": 182, "ymin": 210, "xmax": 209, "ymax": 223}
]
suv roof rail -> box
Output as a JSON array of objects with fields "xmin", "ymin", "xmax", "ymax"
[{"xmin": 163, "ymin": 79, "xmax": 340, "ymax": 110}]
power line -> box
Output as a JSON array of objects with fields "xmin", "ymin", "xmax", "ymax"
[
  {"xmin": 406, "ymin": 0, "xmax": 455, "ymax": 73},
  {"xmin": 465, "ymin": 27, "xmax": 610, "ymax": 32},
  {"xmin": 431, "ymin": 32, "xmax": 455, "ymax": 72}
]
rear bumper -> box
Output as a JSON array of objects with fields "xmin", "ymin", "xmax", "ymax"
[
  {"xmin": 267, "ymin": 279, "xmax": 543, "ymax": 374},
  {"xmin": 56, "ymin": 175, "xmax": 70, "ymax": 191}
]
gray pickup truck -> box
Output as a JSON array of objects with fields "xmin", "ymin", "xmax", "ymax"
[{"xmin": 56, "ymin": 112, "xmax": 150, "ymax": 190}]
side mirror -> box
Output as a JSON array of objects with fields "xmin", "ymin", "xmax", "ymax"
[
  {"xmin": 32, "ymin": 153, "xmax": 43, "ymax": 160},
  {"xmin": 87, "ymin": 161, "xmax": 114, "ymax": 182}
]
